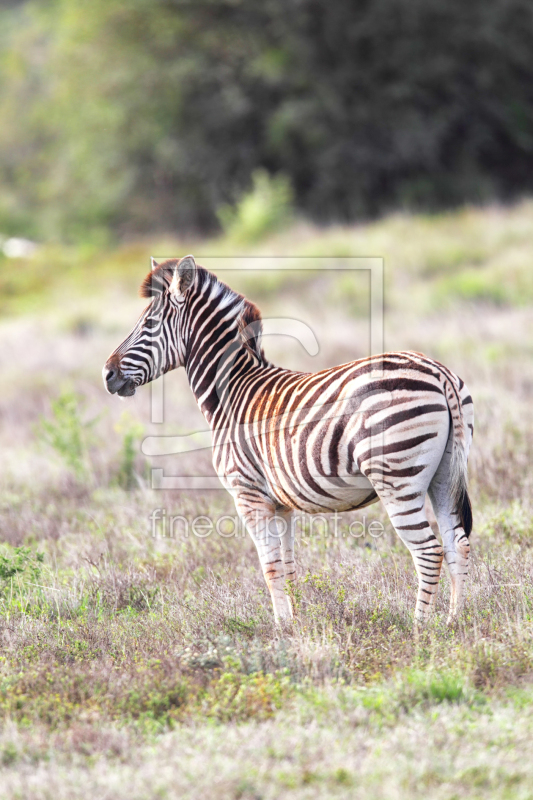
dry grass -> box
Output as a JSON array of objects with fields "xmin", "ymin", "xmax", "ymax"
[{"xmin": 0, "ymin": 201, "xmax": 532, "ymax": 797}]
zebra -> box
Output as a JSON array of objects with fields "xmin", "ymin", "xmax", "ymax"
[{"xmin": 104, "ymin": 255, "xmax": 474, "ymax": 625}]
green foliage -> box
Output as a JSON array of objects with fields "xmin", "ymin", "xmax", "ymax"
[
  {"xmin": 222, "ymin": 616, "xmax": 258, "ymax": 638},
  {"xmin": 2, "ymin": 1, "xmax": 533, "ymax": 240},
  {"xmin": 0, "ymin": 546, "xmax": 45, "ymax": 616},
  {"xmin": 436, "ymin": 270, "xmax": 508, "ymax": 306},
  {"xmin": 37, "ymin": 390, "xmax": 94, "ymax": 479},
  {"xmin": 0, "ymin": 642, "xmax": 291, "ymax": 729},
  {"xmin": 479, "ymin": 501, "xmax": 533, "ymax": 545},
  {"xmin": 0, "ymin": 546, "xmax": 44, "ymax": 592},
  {"xmin": 114, "ymin": 412, "xmax": 144, "ymax": 491},
  {"xmin": 396, "ymin": 669, "xmax": 474, "ymax": 708},
  {"xmin": 218, "ymin": 170, "xmax": 293, "ymax": 243},
  {"xmin": 203, "ymin": 662, "xmax": 291, "ymax": 723},
  {"xmin": 36, "ymin": 393, "xmax": 148, "ymax": 491}
]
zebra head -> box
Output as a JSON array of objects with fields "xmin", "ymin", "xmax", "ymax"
[{"xmin": 103, "ymin": 255, "xmax": 196, "ymax": 396}]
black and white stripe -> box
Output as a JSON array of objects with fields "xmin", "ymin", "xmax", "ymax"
[{"xmin": 104, "ymin": 256, "xmax": 474, "ymax": 624}]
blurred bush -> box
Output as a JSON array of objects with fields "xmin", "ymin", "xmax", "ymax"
[
  {"xmin": 217, "ymin": 170, "xmax": 293, "ymax": 243},
  {"xmin": 114, "ymin": 412, "xmax": 145, "ymax": 491},
  {"xmin": 37, "ymin": 390, "xmax": 95, "ymax": 479},
  {"xmin": 0, "ymin": 546, "xmax": 44, "ymax": 600},
  {"xmin": 1, "ymin": 0, "xmax": 533, "ymax": 242}
]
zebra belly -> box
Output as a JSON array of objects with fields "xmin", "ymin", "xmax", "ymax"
[
  {"xmin": 218, "ymin": 363, "xmax": 451, "ymax": 516},
  {"xmin": 265, "ymin": 464, "xmax": 377, "ymax": 514},
  {"xmin": 214, "ymin": 439, "xmax": 376, "ymax": 514}
]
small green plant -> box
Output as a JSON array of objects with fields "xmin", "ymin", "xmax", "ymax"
[
  {"xmin": 217, "ymin": 170, "xmax": 294, "ymax": 244},
  {"xmin": 396, "ymin": 669, "xmax": 473, "ymax": 709},
  {"xmin": 222, "ymin": 616, "xmax": 257, "ymax": 638},
  {"xmin": 114, "ymin": 412, "xmax": 144, "ymax": 490},
  {"xmin": 0, "ymin": 546, "xmax": 44, "ymax": 597},
  {"xmin": 205, "ymin": 661, "xmax": 291, "ymax": 722},
  {"xmin": 435, "ymin": 269, "xmax": 508, "ymax": 306},
  {"xmin": 37, "ymin": 390, "xmax": 94, "ymax": 479},
  {"xmin": 479, "ymin": 501, "xmax": 533, "ymax": 544}
]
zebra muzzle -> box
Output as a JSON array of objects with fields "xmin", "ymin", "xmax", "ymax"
[{"xmin": 103, "ymin": 363, "xmax": 136, "ymax": 397}]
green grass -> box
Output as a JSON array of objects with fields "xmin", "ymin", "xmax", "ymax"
[
  {"xmin": 3, "ymin": 198, "xmax": 533, "ymax": 317},
  {"xmin": 0, "ymin": 200, "xmax": 533, "ymax": 796}
]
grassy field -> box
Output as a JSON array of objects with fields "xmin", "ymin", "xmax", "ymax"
[{"xmin": 0, "ymin": 201, "xmax": 533, "ymax": 798}]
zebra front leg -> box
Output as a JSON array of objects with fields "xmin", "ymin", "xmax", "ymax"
[
  {"xmin": 279, "ymin": 511, "xmax": 296, "ymax": 585},
  {"xmin": 237, "ymin": 502, "xmax": 293, "ymax": 622}
]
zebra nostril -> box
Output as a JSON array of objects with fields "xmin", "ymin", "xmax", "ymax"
[{"xmin": 106, "ymin": 368, "xmax": 116, "ymax": 383}]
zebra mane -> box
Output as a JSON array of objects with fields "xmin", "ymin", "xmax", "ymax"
[
  {"xmin": 138, "ymin": 260, "xmax": 268, "ymax": 365},
  {"xmin": 210, "ymin": 274, "xmax": 267, "ymax": 365},
  {"xmin": 139, "ymin": 262, "xmax": 174, "ymax": 298},
  {"xmin": 236, "ymin": 296, "xmax": 268, "ymax": 365},
  {"xmin": 183, "ymin": 265, "xmax": 268, "ymax": 365}
]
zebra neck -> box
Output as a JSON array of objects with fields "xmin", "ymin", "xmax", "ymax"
[{"xmin": 184, "ymin": 321, "xmax": 259, "ymax": 425}]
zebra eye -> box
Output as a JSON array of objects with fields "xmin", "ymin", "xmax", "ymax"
[{"xmin": 144, "ymin": 317, "xmax": 158, "ymax": 329}]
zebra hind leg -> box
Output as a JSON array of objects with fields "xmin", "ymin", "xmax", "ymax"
[
  {"xmin": 428, "ymin": 451, "xmax": 470, "ymax": 625},
  {"xmin": 382, "ymin": 494, "xmax": 444, "ymax": 623}
]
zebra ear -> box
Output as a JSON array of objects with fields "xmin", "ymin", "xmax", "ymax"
[
  {"xmin": 151, "ymin": 257, "xmax": 160, "ymax": 271},
  {"xmin": 172, "ymin": 254, "xmax": 196, "ymax": 295}
]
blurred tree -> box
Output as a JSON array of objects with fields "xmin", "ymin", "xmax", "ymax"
[{"xmin": 1, "ymin": 0, "xmax": 533, "ymax": 241}]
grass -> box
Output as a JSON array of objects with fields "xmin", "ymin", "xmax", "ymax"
[
  {"xmin": 1, "ymin": 691, "xmax": 533, "ymax": 799},
  {"xmin": 0, "ymin": 199, "xmax": 532, "ymax": 796},
  {"xmin": 4, "ymin": 198, "xmax": 533, "ymax": 317}
]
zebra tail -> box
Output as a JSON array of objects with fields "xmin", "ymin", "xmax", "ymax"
[{"xmin": 445, "ymin": 380, "xmax": 473, "ymax": 538}]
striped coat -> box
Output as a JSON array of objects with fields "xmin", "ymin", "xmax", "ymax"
[{"xmin": 104, "ymin": 256, "xmax": 474, "ymax": 624}]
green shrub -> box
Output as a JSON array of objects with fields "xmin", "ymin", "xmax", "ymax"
[
  {"xmin": 218, "ymin": 170, "xmax": 293, "ymax": 244},
  {"xmin": 0, "ymin": 546, "xmax": 44, "ymax": 589},
  {"xmin": 479, "ymin": 501, "xmax": 533, "ymax": 545},
  {"xmin": 396, "ymin": 669, "xmax": 474, "ymax": 709},
  {"xmin": 203, "ymin": 662, "xmax": 291, "ymax": 722},
  {"xmin": 114, "ymin": 413, "xmax": 145, "ymax": 491},
  {"xmin": 0, "ymin": 546, "xmax": 45, "ymax": 613},
  {"xmin": 37, "ymin": 391, "xmax": 95, "ymax": 479},
  {"xmin": 436, "ymin": 270, "xmax": 508, "ymax": 306}
]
